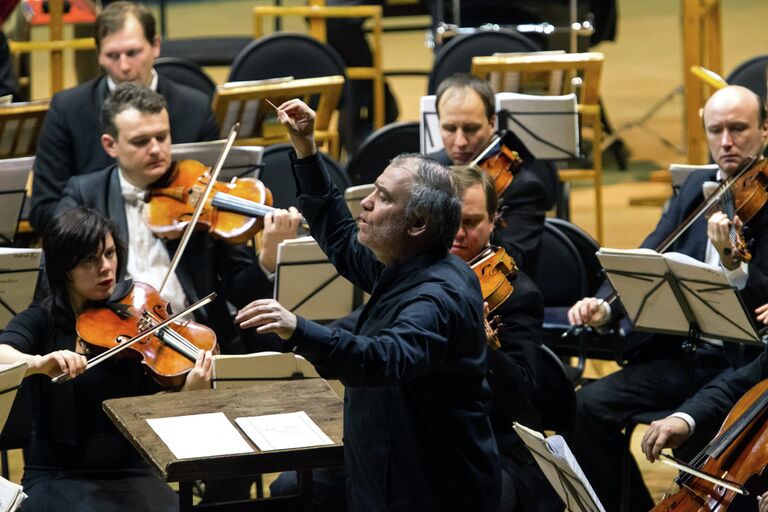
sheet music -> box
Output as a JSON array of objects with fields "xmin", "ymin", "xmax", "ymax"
[
  {"xmin": 597, "ymin": 248, "xmax": 759, "ymax": 344},
  {"xmin": 0, "ymin": 157, "xmax": 31, "ymax": 243},
  {"xmin": 146, "ymin": 412, "xmax": 254, "ymax": 459},
  {"xmin": 0, "ymin": 249, "xmax": 41, "ymax": 328},
  {"xmin": 0, "ymin": 475, "xmax": 26, "ymax": 512},
  {"xmin": 0, "ymin": 361, "xmax": 27, "ymax": 434},
  {"xmin": 212, "ymin": 352, "xmax": 319, "ymax": 389},
  {"xmin": 514, "ymin": 423, "xmax": 605, "ymax": 512},
  {"xmin": 668, "ymin": 163, "xmax": 718, "ymax": 188},
  {"xmin": 419, "ymin": 95, "xmax": 440, "ymax": 155},
  {"xmin": 496, "ymin": 92, "xmax": 579, "ymax": 160},
  {"xmin": 275, "ymin": 237, "xmax": 356, "ymax": 321},
  {"xmin": 235, "ymin": 411, "xmax": 333, "ymax": 451}
]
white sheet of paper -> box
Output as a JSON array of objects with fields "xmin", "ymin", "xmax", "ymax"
[
  {"xmin": 146, "ymin": 412, "xmax": 254, "ymax": 459},
  {"xmin": 235, "ymin": 411, "xmax": 333, "ymax": 451}
]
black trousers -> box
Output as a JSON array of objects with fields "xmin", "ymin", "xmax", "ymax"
[{"xmin": 571, "ymin": 343, "xmax": 731, "ymax": 512}]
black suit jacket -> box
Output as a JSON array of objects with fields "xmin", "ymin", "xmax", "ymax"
[
  {"xmin": 427, "ymin": 148, "xmax": 550, "ymax": 273},
  {"xmin": 608, "ymin": 169, "xmax": 768, "ymax": 359},
  {"xmin": 31, "ymin": 74, "xmax": 219, "ymax": 231},
  {"xmin": 56, "ymin": 165, "xmax": 273, "ymax": 353}
]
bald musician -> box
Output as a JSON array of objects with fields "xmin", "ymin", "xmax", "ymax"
[{"xmin": 567, "ymin": 85, "xmax": 768, "ymax": 512}]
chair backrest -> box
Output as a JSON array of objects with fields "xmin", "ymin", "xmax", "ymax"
[
  {"xmin": 0, "ymin": 100, "xmax": 49, "ymax": 158},
  {"xmin": 726, "ymin": 54, "xmax": 768, "ymax": 102},
  {"xmin": 427, "ymin": 29, "xmax": 540, "ymax": 95},
  {"xmin": 212, "ymin": 76, "xmax": 344, "ymax": 156},
  {"xmin": 537, "ymin": 344, "xmax": 576, "ymax": 437},
  {"xmin": 345, "ymin": 121, "xmax": 420, "ymax": 185},
  {"xmin": 545, "ymin": 218, "xmax": 602, "ymax": 296},
  {"xmin": 159, "ymin": 36, "xmax": 253, "ymax": 67},
  {"xmin": 261, "ymin": 143, "xmax": 350, "ymax": 209},
  {"xmin": 529, "ymin": 222, "xmax": 588, "ymax": 307},
  {"xmin": 154, "ymin": 56, "xmax": 217, "ymax": 100},
  {"xmin": 230, "ymin": 33, "xmax": 347, "ymax": 84}
]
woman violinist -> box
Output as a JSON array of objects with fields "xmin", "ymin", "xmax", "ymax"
[{"xmin": 0, "ymin": 207, "xmax": 212, "ymax": 511}]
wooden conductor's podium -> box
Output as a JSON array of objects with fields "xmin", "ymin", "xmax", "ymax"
[{"xmin": 211, "ymin": 75, "xmax": 344, "ymax": 158}]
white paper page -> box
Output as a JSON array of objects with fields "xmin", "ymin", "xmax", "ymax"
[
  {"xmin": 0, "ymin": 160, "xmax": 30, "ymax": 241},
  {"xmin": 0, "ymin": 249, "xmax": 41, "ymax": 328},
  {"xmin": 0, "ymin": 361, "xmax": 27, "ymax": 433},
  {"xmin": 545, "ymin": 436, "xmax": 605, "ymax": 512},
  {"xmin": 146, "ymin": 412, "xmax": 254, "ymax": 459},
  {"xmin": 513, "ymin": 423, "xmax": 605, "ymax": 512},
  {"xmin": 235, "ymin": 411, "xmax": 333, "ymax": 451},
  {"xmin": 275, "ymin": 237, "xmax": 355, "ymax": 320},
  {"xmin": 664, "ymin": 253, "xmax": 759, "ymax": 343},
  {"xmin": 419, "ymin": 95, "xmax": 440, "ymax": 155},
  {"xmin": 0, "ymin": 475, "xmax": 25, "ymax": 512},
  {"xmin": 597, "ymin": 249, "xmax": 688, "ymax": 332},
  {"xmin": 496, "ymin": 92, "xmax": 579, "ymax": 160}
]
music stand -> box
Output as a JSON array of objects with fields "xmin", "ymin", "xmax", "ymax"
[
  {"xmin": 0, "ymin": 362, "xmax": 27, "ymax": 435},
  {"xmin": 0, "ymin": 157, "xmax": 33, "ymax": 245},
  {"xmin": 597, "ymin": 249, "xmax": 761, "ymax": 345},
  {"xmin": 211, "ymin": 352, "xmax": 321, "ymax": 390},
  {"xmin": 0, "ymin": 248, "xmax": 41, "ymax": 328},
  {"xmin": 514, "ymin": 422, "xmax": 606, "ymax": 512},
  {"xmin": 170, "ymin": 141, "xmax": 264, "ymax": 181},
  {"xmin": 275, "ymin": 237, "xmax": 359, "ymax": 323},
  {"xmin": 344, "ymin": 184, "xmax": 375, "ymax": 221}
]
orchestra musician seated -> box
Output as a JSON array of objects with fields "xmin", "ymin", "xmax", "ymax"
[
  {"xmin": 0, "ymin": 206, "xmax": 211, "ymax": 511},
  {"xmin": 236, "ymin": 98, "xmax": 502, "ymax": 511},
  {"xmin": 566, "ymin": 85, "xmax": 768, "ymax": 512},
  {"xmin": 428, "ymin": 73, "xmax": 556, "ymax": 273},
  {"xmin": 30, "ymin": 1, "xmax": 219, "ymax": 232}
]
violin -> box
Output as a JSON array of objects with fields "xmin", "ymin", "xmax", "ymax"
[
  {"xmin": 73, "ymin": 281, "xmax": 219, "ymax": 388},
  {"xmin": 145, "ymin": 159, "xmax": 275, "ymax": 244},
  {"xmin": 469, "ymin": 245, "xmax": 519, "ymax": 349},
  {"xmin": 470, "ymin": 133, "xmax": 524, "ymax": 199},
  {"xmin": 651, "ymin": 377, "xmax": 768, "ymax": 511}
]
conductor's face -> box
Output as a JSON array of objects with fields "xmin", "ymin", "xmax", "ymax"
[
  {"xmin": 704, "ymin": 86, "xmax": 768, "ymax": 176},
  {"xmin": 101, "ymin": 107, "xmax": 172, "ymax": 189},
  {"xmin": 98, "ymin": 14, "xmax": 160, "ymax": 87},
  {"xmin": 438, "ymin": 87, "xmax": 496, "ymax": 165},
  {"xmin": 357, "ymin": 160, "xmax": 415, "ymax": 265}
]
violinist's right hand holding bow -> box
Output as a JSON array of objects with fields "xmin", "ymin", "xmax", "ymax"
[
  {"xmin": 640, "ymin": 415, "xmax": 691, "ymax": 463},
  {"xmin": 276, "ymin": 99, "xmax": 316, "ymax": 159},
  {"xmin": 567, "ymin": 297, "xmax": 610, "ymax": 328},
  {"xmin": 0, "ymin": 344, "xmax": 86, "ymax": 380}
]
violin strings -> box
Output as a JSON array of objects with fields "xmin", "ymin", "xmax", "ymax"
[{"xmin": 144, "ymin": 310, "xmax": 201, "ymax": 360}]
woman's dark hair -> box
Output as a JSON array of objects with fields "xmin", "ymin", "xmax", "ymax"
[{"xmin": 43, "ymin": 207, "xmax": 126, "ymax": 300}]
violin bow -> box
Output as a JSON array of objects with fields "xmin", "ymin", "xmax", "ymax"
[
  {"xmin": 659, "ymin": 452, "xmax": 748, "ymax": 496},
  {"xmin": 158, "ymin": 123, "xmax": 240, "ymax": 296},
  {"xmin": 51, "ymin": 292, "xmax": 217, "ymax": 384},
  {"xmin": 469, "ymin": 132, "xmax": 504, "ymax": 168}
]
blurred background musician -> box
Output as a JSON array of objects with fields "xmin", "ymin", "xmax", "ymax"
[
  {"xmin": 566, "ymin": 84, "xmax": 768, "ymax": 512},
  {"xmin": 428, "ymin": 73, "xmax": 555, "ymax": 273},
  {"xmin": 0, "ymin": 206, "xmax": 211, "ymax": 511},
  {"xmin": 30, "ymin": 1, "xmax": 218, "ymax": 232}
]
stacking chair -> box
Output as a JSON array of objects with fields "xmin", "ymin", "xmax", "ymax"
[
  {"xmin": 471, "ymin": 52, "xmax": 606, "ymax": 243},
  {"xmin": 261, "ymin": 143, "xmax": 350, "ymax": 210},
  {"xmin": 726, "ymin": 54, "xmax": 768, "ymax": 101},
  {"xmin": 212, "ymin": 76, "xmax": 344, "ymax": 158},
  {"xmin": 154, "ymin": 57, "xmax": 217, "ymax": 100},
  {"xmin": 427, "ymin": 29, "xmax": 540, "ymax": 95},
  {"xmin": 345, "ymin": 121, "xmax": 419, "ymax": 185},
  {"xmin": 537, "ymin": 344, "xmax": 577, "ymax": 438}
]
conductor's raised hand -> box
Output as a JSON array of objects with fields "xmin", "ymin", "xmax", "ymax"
[
  {"xmin": 235, "ymin": 299, "xmax": 297, "ymax": 340},
  {"xmin": 32, "ymin": 350, "xmax": 87, "ymax": 380},
  {"xmin": 640, "ymin": 416, "xmax": 691, "ymax": 463},
  {"xmin": 276, "ymin": 99, "xmax": 317, "ymax": 158}
]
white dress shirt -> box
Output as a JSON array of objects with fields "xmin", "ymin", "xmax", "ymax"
[{"xmin": 119, "ymin": 169, "xmax": 189, "ymax": 315}]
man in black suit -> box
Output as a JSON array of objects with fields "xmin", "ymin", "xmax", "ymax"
[
  {"xmin": 428, "ymin": 73, "xmax": 556, "ymax": 273},
  {"xmin": 451, "ymin": 164, "xmax": 562, "ymax": 512},
  {"xmin": 567, "ymin": 85, "xmax": 768, "ymax": 512},
  {"xmin": 31, "ymin": 1, "xmax": 219, "ymax": 231}
]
